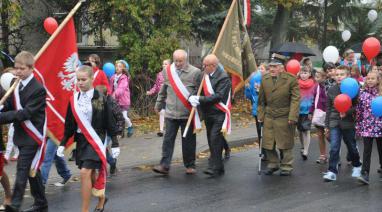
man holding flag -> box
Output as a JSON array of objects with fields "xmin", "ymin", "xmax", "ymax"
[
  {"xmin": 189, "ymin": 54, "xmax": 232, "ymax": 177},
  {"xmin": 0, "ymin": 51, "xmax": 48, "ymax": 212}
]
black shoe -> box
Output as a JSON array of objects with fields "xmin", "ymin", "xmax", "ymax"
[
  {"xmin": 157, "ymin": 132, "xmax": 164, "ymax": 137},
  {"xmin": 378, "ymin": 168, "xmax": 382, "ymax": 173},
  {"xmin": 21, "ymin": 204, "xmax": 48, "ymax": 212},
  {"xmin": 204, "ymin": 169, "xmax": 224, "ymax": 178},
  {"xmin": 263, "ymin": 167, "xmax": 279, "ymax": 175},
  {"xmin": 94, "ymin": 197, "xmax": 108, "ymax": 212},
  {"xmin": 280, "ymin": 170, "xmax": 292, "ymax": 176},
  {"xmin": 224, "ymin": 149, "xmax": 231, "ymax": 159},
  {"xmin": 4, "ymin": 205, "xmax": 18, "ymax": 212},
  {"xmin": 152, "ymin": 165, "xmax": 169, "ymax": 175},
  {"xmin": 302, "ymin": 154, "xmax": 308, "ymax": 161}
]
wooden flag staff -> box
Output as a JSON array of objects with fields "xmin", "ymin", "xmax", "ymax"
[{"xmin": 182, "ymin": 0, "xmax": 237, "ymax": 138}]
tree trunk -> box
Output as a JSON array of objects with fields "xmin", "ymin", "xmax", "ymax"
[
  {"xmin": 321, "ymin": 0, "xmax": 328, "ymax": 51},
  {"xmin": 270, "ymin": 4, "xmax": 291, "ymax": 57},
  {"xmin": 1, "ymin": 10, "xmax": 10, "ymax": 54}
]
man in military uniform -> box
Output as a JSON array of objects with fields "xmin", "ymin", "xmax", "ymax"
[{"xmin": 257, "ymin": 53, "xmax": 300, "ymax": 176}]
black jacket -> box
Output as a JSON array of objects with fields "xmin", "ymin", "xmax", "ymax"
[
  {"xmin": 325, "ymin": 84, "xmax": 357, "ymax": 129},
  {"xmin": 0, "ymin": 77, "xmax": 46, "ymax": 147},
  {"xmin": 199, "ymin": 67, "xmax": 231, "ymax": 117},
  {"xmin": 60, "ymin": 89, "xmax": 119, "ymax": 148}
]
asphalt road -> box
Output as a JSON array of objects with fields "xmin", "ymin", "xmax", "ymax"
[{"xmin": 13, "ymin": 138, "xmax": 382, "ymax": 211}]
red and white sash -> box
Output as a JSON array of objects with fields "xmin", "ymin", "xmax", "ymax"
[
  {"xmin": 70, "ymin": 92, "xmax": 107, "ymax": 197},
  {"xmin": 94, "ymin": 70, "xmax": 99, "ymax": 80},
  {"xmin": 14, "ymin": 82, "xmax": 47, "ymax": 177},
  {"xmin": 166, "ymin": 64, "xmax": 201, "ymax": 131},
  {"xmin": 202, "ymin": 74, "xmax": 232, "ymax": 135}
]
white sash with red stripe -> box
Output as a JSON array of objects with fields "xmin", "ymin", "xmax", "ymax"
[
  {"xmin": 14, "ymin": 82, "xmax": 47, "ymax": 177},
  {"xmin": 166, "ymin": 64, "xmax": 201, "ymax": 131},
  {"xmin": 202, "ymin": 74, "xmax": 232, "ymax": 134},
  {"xmin": 70, "ymin": 92, "xmax": 107, "ymax": 197}
]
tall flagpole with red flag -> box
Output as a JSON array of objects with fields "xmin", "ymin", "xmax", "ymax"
[{"xmin": 34, "ymin": 0, "xmax": 86, "ymax": 148}]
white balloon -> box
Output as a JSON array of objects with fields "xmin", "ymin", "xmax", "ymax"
[
  {"xmin": 323, "ymin": 46, "xmax": 339, "ymax": 64},
  {"xmin": 341, "ymin": 30, "xmax": 351, "ymax": 42},
  {"xmin": 368, "ymin": 10, "xmax": 378, "ymax": 22},
  {"xmin": 0, "ymin": 72, "xmax": 16, "ymax": 91}
]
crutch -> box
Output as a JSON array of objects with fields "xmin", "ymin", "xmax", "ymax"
[{"xmin": 258, "ymin": 124, "xmax": 263, "ymax": 175}]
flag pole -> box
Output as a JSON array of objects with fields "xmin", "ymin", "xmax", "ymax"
[
  {"xmin": 36, "ymin": 0, "xmax": 86, "ymax": 144},
  {"xmin": 182, "ymin": 0, "xmax": 237, "ymax": 138},
  {"xmin": 35, "ymin": 0, "xmax": 86, "ymax": 60}
]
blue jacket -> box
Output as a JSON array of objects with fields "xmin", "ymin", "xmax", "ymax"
[{"xmin": 245, "ymin": 73, "xmax": 259, "ymax": 117}]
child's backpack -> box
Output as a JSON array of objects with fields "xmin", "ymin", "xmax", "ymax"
[{"xmin": 107, "ymin": 96, "xmax": 125, "ymax": 137}]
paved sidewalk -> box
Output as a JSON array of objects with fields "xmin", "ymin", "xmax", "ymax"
[{"xmin": 4, "ymin": 122, "xmax": 258, "ymax": 184}]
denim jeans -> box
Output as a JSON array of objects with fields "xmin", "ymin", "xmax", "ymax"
[
  {"xmin": 40, "ymin": 139, "xmax": 72, "ymax": 184},
  {"xmin": 328, "ymin": 128, "xmax": 361, "ymax": 174}
]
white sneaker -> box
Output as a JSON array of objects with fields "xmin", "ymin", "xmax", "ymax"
[
  {"xmin": 53, "ymin": 177, "xmax": 71, "ymax": 187},
  {"xmin": 323, "ymin": 171, "xmax": 337, "ymax": 182},
  {"xmin": 352, "ymin": 166, "xmax": 362, "ymax": 178}
]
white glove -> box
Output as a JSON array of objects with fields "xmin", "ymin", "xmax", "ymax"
[
  {"xmin": 111, "ymin": 147, "xmax": 120, "ymax": 158},
  {"xmin": 188, "ymin": 95, "xmax": 200, "ymax": 107},
  {"xmin": 56, "ymin": 146, "xmax": 65, "ymax": 157}
]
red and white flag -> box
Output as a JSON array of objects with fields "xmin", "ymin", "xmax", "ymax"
[
  {"xmin": 34, "ymin": 18, "xmax": 80, "ymax": 143},
  {"xmin": 243, "ymin": 0, "xmax": 251, "ymax": 27}
]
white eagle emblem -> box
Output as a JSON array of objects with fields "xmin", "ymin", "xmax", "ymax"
[{"xmin": 58, "ymin": 53, "xmax": 80, "ymax": 91}]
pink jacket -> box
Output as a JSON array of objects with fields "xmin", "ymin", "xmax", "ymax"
[
  {"xmin": 110, "ymin": 74, "xmax": 130, "ymax": 107},
  {"xmin": 147, "ymin": 71, "xmax": 164, "ymax": 95}
]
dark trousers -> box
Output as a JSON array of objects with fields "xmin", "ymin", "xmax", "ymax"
[
  {"xmin": 160, "ymin": 118, "xmax": 196, "ymax": 169},
  {"xmin": 361, "ymin": 137, "xmax": 382, "ymax": 175},
  {"xmin": 205, "ymin": 114, "xmax": 226, "ymax": 171},
  {"xmin": 11, "ymin": 145, "xmax": 47, "ymax": 209}
]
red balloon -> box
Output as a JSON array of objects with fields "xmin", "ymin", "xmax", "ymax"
[
  {"xmin": 334, "ymin": 94, "xmax": 352, "ymax": 113},
  {"xmin": 362, "ymin": 37, "xmax": 381, "ymax": 61},
  {"xmin": 286, "ymin": 59, "xmax": 300, "ymax": 75},
  {"xmin": 43, "ymin": 17, "xmax": 58, "ymax": 35},
  {"xmin": 292, "ymin": 53, "xmax": 303, "ymax": 62}
]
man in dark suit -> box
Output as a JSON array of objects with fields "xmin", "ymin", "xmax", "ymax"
[
  {"xmin": 0, "ymin": 51, "xmax": 47, "ymax": 212},
  {"xmin": 189, "ymin": 54, "xmax": 232, "ymax": 177}
]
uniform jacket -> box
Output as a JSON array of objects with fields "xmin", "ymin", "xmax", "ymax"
[
  {"xmin": 155, "ymin": 64, "xmax": 202, "ymax": 119},
  {"xmin": 257, "ymin": 72, "xmax": 300, "ymax": 149},
  {"xmin": 0, "ymin": 77, "xmax": 46, "ymax": 147},
  {"xmin": 199, "ymin": 65, "xmax": 231, "ymax": 117}
]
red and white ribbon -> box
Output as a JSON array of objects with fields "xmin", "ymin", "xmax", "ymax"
[
  {"xmin": 202, "ymin": 75, "xmax": 232, "ymax": 134},
  {"xmin": 71, "ymin": 92, "xmax": 107, "ymax": 197},
  {"xmin": 166, "ymin": 64, "xmax": 202, "ymax": 131},
  {"xmin": 14, "ymin": 82, "xmax": 47, "ymax": 176}
]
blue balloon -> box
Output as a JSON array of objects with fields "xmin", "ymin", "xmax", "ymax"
[
  {"xmin": 253, "ymin": 71, "xmax": 262, "ymax": 83},
  {"xmin": 371, "ymin": 96, "xmax": 382, "ymax": 117},
  {"xmin": 103, "ymin": 62, "xmax": 115, "ymax": 78},
  {"xmin": 340, "ymin": 78, "xmax": 359, "ymax": 99}
]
